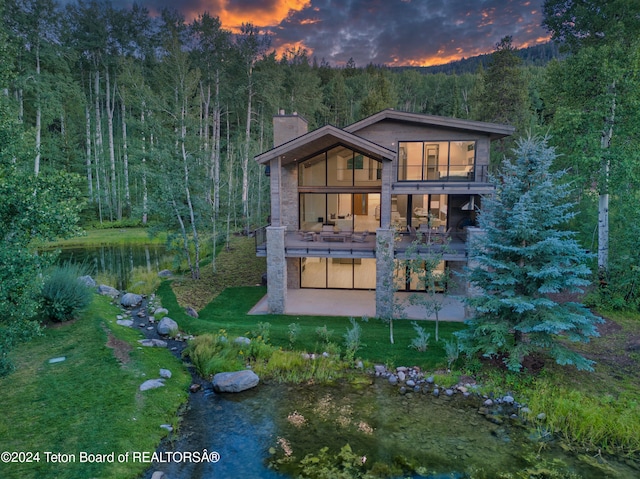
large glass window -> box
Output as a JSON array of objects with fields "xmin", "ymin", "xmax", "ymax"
[
  {"xmin": 394, "ymin": 260, "xmax": 447, "ymax": 292},
  {"xmin": 299, "ymin": 146, "xmax": 381, "ymax": 187},
  {"xmin": 301, "ymin": 257, "xmax": 376, "ymax": 290},
  {"xmin": 300, "ymin": 193, "xmax": 380, "ymax": 232},
  {"xmin": 398, "ymin": 141, "xmax": 475, "ymax": 181},
  {"xmin": 392, "ymin": 194, "xmax": 448, "ymax": 229}
]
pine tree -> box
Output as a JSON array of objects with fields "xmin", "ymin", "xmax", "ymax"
[{"xmin": 457, "ymin": 136, "xmax": 602, "ymax": 371}]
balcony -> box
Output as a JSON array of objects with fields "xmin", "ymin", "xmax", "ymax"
[{"xmin": 255, "ymin": 227, "xmax": 468, "ymax": 261}]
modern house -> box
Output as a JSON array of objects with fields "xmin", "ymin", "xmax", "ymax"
[{"xmin": 255, "ymin": 109, "xmax": 514, "ymax": 317}]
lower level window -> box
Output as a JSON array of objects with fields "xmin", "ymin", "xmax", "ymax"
[{"xmin": 301, "ymin": 257, "xmax": 376, "ymax": 289}]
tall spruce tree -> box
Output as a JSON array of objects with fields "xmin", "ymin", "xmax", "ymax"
[{"xmin": 457, "ymin": 136, "xmax": 602, "ymax": 371}]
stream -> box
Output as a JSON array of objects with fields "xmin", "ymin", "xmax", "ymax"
[
  {"xmin": 143, "ymin": 378, "xmax": 639, "ymax": 479},
  {"xmin": 59, "ymin": 245, "xmax": 639, "ymax": 478}
]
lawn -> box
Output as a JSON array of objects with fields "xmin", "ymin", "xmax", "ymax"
[
  {"xmin": 0, "ymin": 295, "xmax": 190, "ymax": 479},
  {"xmin": 40, "ymin": 226, "xmax": 167, "ymax": 248}
]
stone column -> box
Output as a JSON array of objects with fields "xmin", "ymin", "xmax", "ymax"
[
  {"xmin": 375, "ymin": 228, "xmax": 395, "ymax": 319},
  {"xmin": 266, "ymin": 226, "xmax": 287, "ymax": 314}
]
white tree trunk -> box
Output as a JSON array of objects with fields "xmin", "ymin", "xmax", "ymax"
[
  {"xmin": 181, "ymin": 97, "xmax": 200, "ymax": 279},
  {"xmin": 85, "ymin": 104, "xmax": 93, "ymax": 200},
  {"xmin": 34, "ymin": 46, "xmax": 41, "ymax": 176},
  {"xmin": 105, "ymin": 69, "xmax": 118, "ymax": 220},
  {"xmin": 242, "ymin": 72, "xmax": 253, "ymax": 232},
  {"xmin": 141, "ymin": 106, "xmax": 148, "ymax": 225},
  {"xmin": 94, "ymin": 70, "xmax": 104, "ymax": 223},
  {"xmin": 598, "ymin": 82, "xmax": 616, "ymax": 278},
  {"xmin": 120, "ymin": 97, "xmax": 130, "ymax": 214}
]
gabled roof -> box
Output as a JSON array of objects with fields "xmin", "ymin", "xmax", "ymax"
[
  {"xmin": 255, "ymin": 124, "xmax": 395, "ymax": 166},
  {"xmin": 344, "ymin": 109, "xmax": 515, "ymax": 139}
]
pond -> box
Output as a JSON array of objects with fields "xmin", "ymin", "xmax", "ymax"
[
  {"xmin": 144, "ymin": 380, "xmax": 638, "ymax": 479},
  {"xmin": 55, "ymin": 244, "xmax": 170, "ymax": 291}
]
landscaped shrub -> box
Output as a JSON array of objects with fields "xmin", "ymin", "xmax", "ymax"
[
  {"xmin": 343, "ymin": 317, "xmax": 364, "ymax": 360},
  {"xmin": 408, "ymin": 321, "xmax": 430, "ymax": 352},
  {"xmin": 41, "ymin": 263, "xmax": 94, "ymax": 322},
  {"xmin": 288, "ymin": 322, "xmax": 300, "ymax": 347},
  {"xmin": 315, "ymin": 324, "xmax": 334, "ymax": 343}
]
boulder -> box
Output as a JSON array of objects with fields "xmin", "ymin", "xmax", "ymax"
[
  {"xmin": 140, "ymin": 379, "xmax": 165, "ymax": 391},
  {"xmin": 78, "ymin": 275, "xmax": 97, "ymax": 288},
  {"xmin": 138, "ymin": 339, "xmax": 168, "ymax": 348},
  {"xmin": 212, "ymin": 370, "xmax": 259, "ymax": 393},
  {"xmin": 159, "ymin": 368, "xmax": 172, "ymax": 379},
  {"xmin": 157, "ymin": 317, "xmax": 178, "ymax": 336},
  {"xmin": 121, "ymin": 293, "xmax": 143, "ymax": 308},
  {"xmin": 153, "ymin": 307, "xmax": 169, "ymax": 318},
  {"xmin": 98, "ymin": 285, "xmax": 120, "ymax": 298},
  {"xmin": 185, "ymin": 306, "xmax": 199, "ymax": 318},
  {"xmin": 233, "ymin": 336, "xmax": 251, "ymax": 346},
  {"xmin": 116, "ymin": 319, "xmax": 134, "ymax": 327},
  {"xmin": 158, "ymin": 269, "xmax": 173, "ymax": 278}
]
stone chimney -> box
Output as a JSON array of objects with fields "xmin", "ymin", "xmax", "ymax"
[{"xmin": 273, "ymin": 110, "xmax": 308, "ymax": 147}]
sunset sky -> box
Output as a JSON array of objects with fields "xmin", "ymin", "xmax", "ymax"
[{"xmin": 105, "ymin": 0, "xmax": 551, "ymax": 67}]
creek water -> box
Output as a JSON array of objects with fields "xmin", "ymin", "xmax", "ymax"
[{"xmin": 144, "ymin": 380, "xmax": 638, "ymax": 479}]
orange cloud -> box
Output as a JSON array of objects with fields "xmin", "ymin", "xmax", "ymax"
[
  {"xmin": 188, "ymin": 0, "xmax": 310, "ymax": 30},
  {"xmin": 274, "ymin": 40, "xmax": 313, "ymax": 59}
]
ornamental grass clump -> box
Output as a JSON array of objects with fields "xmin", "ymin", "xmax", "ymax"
[{"xmin": 40, "ymin": 263, "xmax": 94, "ymax": 322}]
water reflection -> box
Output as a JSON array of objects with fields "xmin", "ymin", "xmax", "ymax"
[
  {"xmin": 144, "ymin": 381, "xmax": 638, "ymax": 479},
  {"xmin": 56, "ymin": 244, "xmax": 168, "ymax": 291}
]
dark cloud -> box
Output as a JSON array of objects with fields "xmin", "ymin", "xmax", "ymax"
[
  {"xmin": 60, "ymin": 0, "xmax": 549, "ymax": 66},
  {"xmin": 272, "ymin": 0, "xmax": 549, "ymax": 66}
]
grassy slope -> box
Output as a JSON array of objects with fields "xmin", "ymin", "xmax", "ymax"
[{"xmin": 0, "ymin": 295, "xmax": 190, "ymax": 479}]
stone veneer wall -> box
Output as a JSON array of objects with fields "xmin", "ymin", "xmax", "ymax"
[
  {"xmin": 280, "ymin": 163, "xmax": 299, "ymax": 230},
  {"xmin": 266, "ymin": 226, "xmax": 287, "ymax": 313},
  {"xmin": 375, "ymin": 228, "xmax": 396, "ymax": 319}
]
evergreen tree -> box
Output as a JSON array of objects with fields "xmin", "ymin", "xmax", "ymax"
[{"xmin": 457, "ymin": 136, "xmax": 602, "ymax": 371}]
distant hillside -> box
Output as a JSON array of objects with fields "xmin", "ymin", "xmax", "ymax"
[{"xmin": 393, "ymin": 42, "xmax": 563, "ymax": 75}]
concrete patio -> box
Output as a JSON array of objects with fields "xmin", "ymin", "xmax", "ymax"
[{"xmin": 249, "ymin": 289, "xmax": 467, "ymax": 322}]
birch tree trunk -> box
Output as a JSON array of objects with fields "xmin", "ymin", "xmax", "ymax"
[
  {"xmin": 84, "ymin": 103, "xmax": 93, "ymax": 200},
  {"xmin": 598, "ymin": 81, "xmax": 616, "ymax": 279},
  {"xmin": 141, "ymin": 106, "xmax": 148, "ymax": 225},
  {"xmin": 34, "ymin": 44, "xmax": 41, "ymax": 176},
  {"xmin": 105, "ymin": 69, "xmax": 118, "ymax": 220},
  {"xmin": 241, "ymin": 68, "xmax": 253, "ymax": 233},
  {"xmin": 213, "ymin": 70, "xmax": 222, "ymax": 215},
  {"xmin": 94, "ymin": 70, "xmax": 104, "ymax": 223},
  {"xmin": 120, "ymin": 94, "xmax": 131, "ymax": 215},
  {"xmin": 181, "ymin": 94, "xmax": 200, "ymax": 279}
]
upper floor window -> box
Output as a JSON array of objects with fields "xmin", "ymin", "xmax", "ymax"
[
  {"xmin": 299, "ymin": 146, "xmax": 382, "ymax": 187},
  {"xmin": 398, "ymin": 141, "xmax": 476, "ymax": 182}
]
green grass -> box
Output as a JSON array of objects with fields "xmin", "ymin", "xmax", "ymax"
[
  {"xmin": 159, "ymin": 282, "xmax": 465, "ymax": 371},
  {"xmin": 42, "ymin": 227, "xmax": 166, "ymax": 248},
  {"xmin": 0, "ymin": 295, "xmax": 190, "ymax": 479}
]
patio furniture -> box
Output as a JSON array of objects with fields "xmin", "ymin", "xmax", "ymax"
[
  {"xmin": 298, "ymin": 231, "xmax": 315, "ymax": 241},
  {"xmin": 319, "ymin": 224, "xmax": 351, "ymax": 242},
  {"xmin": 351, "ymin": 230, "xmax": 369, "ymax": 243}
]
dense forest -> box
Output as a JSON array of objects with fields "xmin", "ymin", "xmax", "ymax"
[{"xmin": 1, "ymin": 0, "xmax": 639, "ymax": 309}]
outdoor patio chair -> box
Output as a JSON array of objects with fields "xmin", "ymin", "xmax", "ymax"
[
  {"xmin": 351, "ymin": 230, "xmax": 368, "ymax": 242},
  {"xmin": 299, "ymin": 231, "xmax": 315, "ymax": 241}
]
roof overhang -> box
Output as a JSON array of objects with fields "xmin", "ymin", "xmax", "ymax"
[
  {"xmin": 345, "ymin": 109, "xmax": 515, "ymax": 140},
  {"xmin": 255, "ymin": 124, "xmax": 395, "ymax": 166}
]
